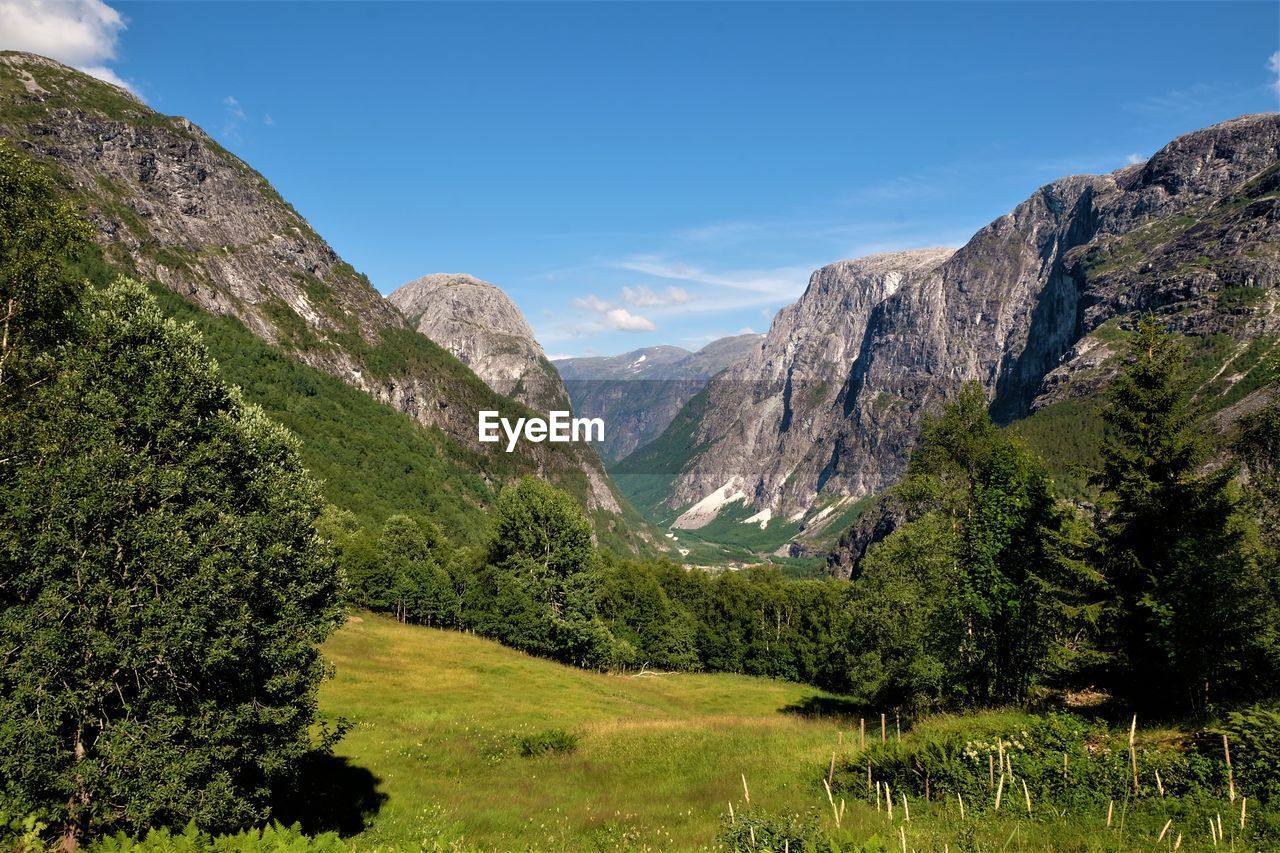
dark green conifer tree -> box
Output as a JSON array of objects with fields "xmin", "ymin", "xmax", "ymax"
[{"xmin": 1098, "ymin": 317, "xmax": 1269, "ymax": 709}]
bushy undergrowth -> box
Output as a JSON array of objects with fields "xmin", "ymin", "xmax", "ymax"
[
  {"xmin": 517, "ymin": 728, "xmax": 580, "ymax": 758},
  {"xmin": 840, "ymin": 712, "xmax": 1226, "ymax": 809},
  {"xmin": 1221, "ymin": 704, "xmax": 1280, "ymax": 804},
  {"xmin": 717, "ymin": 808, "xmax": 826, "ymax": 853},
  {"xmin": 0, "ymin": 820, "xmax": 345, "ymax": 852},
  {"xmin": 714, "ymin": 708, "xmax": 1280, "ymax": 851}
]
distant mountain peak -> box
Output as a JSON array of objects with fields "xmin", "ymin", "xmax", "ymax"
[
  {"xmin": 555, "ymin": 333, "xmax": 763, "ymax": 461},
  {"xmin": 389, "ymin": 273, "xmax": 569, "ymax": 414}
]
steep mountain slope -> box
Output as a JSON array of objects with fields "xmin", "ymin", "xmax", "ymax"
[
  {"xmin": 632, "ymin": 114, "xmax": 1280, "ymax": 543},
  {"xmin": 0, "ymin": 51, "xmax": 651, "ymax": 548},
  {"xmin": 555, "ymin": 334, "xmax": 761, "ymax": 460},
  {"xmin": 388, "ymin": 273, "xmax": 569, "ymax": 412}
]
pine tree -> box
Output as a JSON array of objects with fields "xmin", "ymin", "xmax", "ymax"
[
  {"xmin": 1098, "ymin": 316, "xmax": 1265, "ymax": 709},
  {"xmin": 1230, "ymin": 402, "xmax": 1280, "ymax": 695}
]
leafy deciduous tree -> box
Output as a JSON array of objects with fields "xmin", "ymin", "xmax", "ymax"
[{"xmin": 0, "ymin": 280, "xmax": 343, "ymax": 843}]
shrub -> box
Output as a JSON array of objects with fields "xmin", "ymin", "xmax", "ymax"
[
  {"xmin": 717, "ymin": 808, "xmax": 823, "ymax": 852},
  {"xmin": 1221, "ymin": 704, "xmax": 1280, "ymax": 803},
  {"xmin": 843, "ymin": 712, "xmax": 1220, "ymax": 810},
  {"xmin": 0, "ymin": 810, "xmax": 48, "ymax": 853},
  {"xmin": 517, "ymin": 729, "xmax": 580, "ymax": 758},
  {"xmin": 91, "ymin": 822, "xmax": 345, "ymax": 851}
]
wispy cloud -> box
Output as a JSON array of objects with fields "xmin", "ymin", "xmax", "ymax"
[
  {"xmin": 573, "ymin": 294, "xmax": 611, "ymax": 313},
  {"xmin": 221, "ymin": 95, "xmax": 247, "ymax": 141},
  {"xmin": 1269, "ymin": 52, "xmax": 1280, "ymax": 97},
  {"xmin": 537, "ymin": 209, "xmax": 969, "ymax": 351},
  {"xmin": 675, "ymin": 220, "xmax": 769, "ymax": 245},
  {"xmin": 0, "ymin": 0, "xmax": 136, "ymax": 94},
  {"xmin": 622, "ymin": 284, "xmax": 689, "ymax": 307},
  {"xmin": 615, "ymin": 256, "xmax": 812, "ymax": 300},
  {"xmin": 1128, "ymin": 82, "xmax": 1224, "ymax": 119},
  {"xmin": 840, "ymin": 172, "xmax": 942, "ymax": 205}
]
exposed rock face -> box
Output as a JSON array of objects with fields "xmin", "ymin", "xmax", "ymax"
[
  {"xmin": 826, "ymin": 496, "xmax": 909, "ymax": 580},
  {"xmin": 389, "ymin": 273, "xmax": 569, "ymax": 412},
  {"xmin": 664, "ymin": 249, "xmax": 954, "ymax": 519},
  {"xmin": 0, "ymin": 51, "xmax": 628, "ymax": 519},
  {"xmin": 555, "ymin": 334, "xmax": 761, "ymax": 460},
  {"xmin": 659, "ymin": 114, "xmax": 1280, "ymax": 527}
]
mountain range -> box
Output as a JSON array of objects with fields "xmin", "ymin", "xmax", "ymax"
[
  {"xmin": 554, "ymin": 334, "xmax": 762, "ymax": 461},
  {"xmin": 616, "ymin": 113, "xmax": 1279, "ymax": 562},
  {"xmin": 3, "ymin": 49, "xmax": 1276, "ymax": 569}
]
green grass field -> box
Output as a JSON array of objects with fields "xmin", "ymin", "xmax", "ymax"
[
  {"xmin": 317, "ymin": 614, "xmax": 848, "ymax": 850},
  {"xmin": 313, "ymin": 616, "xmax": 1274, "ymax": 852}
]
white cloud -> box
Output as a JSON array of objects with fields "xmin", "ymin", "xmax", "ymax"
[
  {"xmin": 605, "ymin": 308, "xmax": 655, "ymax": 332},
  {"xmin": 1125, "ymin": 153, "xmax": 1145, "ymax": 166},
  {"xmin": 1269, "ymin": 52, "xmax": 1280, "ymax": 96},
  {"xmin": 264, "ymin": 113, "xmax": 275, "ymax": 127},
  {"xmin": 615, "ymin": 255, "xmax": 814, "ymax": 308},
  {"xmin": 736, "ymin": 327, "xmax": 755, "ymax": 335},
  {"xmin": 574, "ymin": 294, "xmax": 611, "ymax": 313},
  {"xmin": 572, "ymin": 292, "xmax": 656, "ymax": 332},
  {"xmin": 622, "ymin": 284, "xmax": 690, "ymax": 307},
  {"xmin": 0, "ymin": 0, "xmax": 135, "ymax": 93}
]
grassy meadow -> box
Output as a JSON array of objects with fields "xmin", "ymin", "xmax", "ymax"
[
  {"xmin": 315, "ymin": 613, "xmax": 847, "ymax": 850},
  {"xmin": 309, "ymin": 615, "xmax": 1274, "ymax": 852}
]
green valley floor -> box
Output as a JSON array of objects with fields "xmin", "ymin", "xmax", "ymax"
[
  {"xmin": 312, "ymin": 616, "xmax": 1273, "ymax": 852},
  {"xmin": 315, "ymin": 614, "xmax": 844, "ymax": 849}
]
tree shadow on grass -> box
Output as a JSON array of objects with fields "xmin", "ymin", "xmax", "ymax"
[
  {"xmin": 779, "ymin": 695, "xmax": 870, "ymax": 722},
  {"xmin": 271, "ymin": 752, "xmax": 388, "ymax": 836}
]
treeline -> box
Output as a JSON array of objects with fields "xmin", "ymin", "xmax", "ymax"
[
  {"xmin": 329, "ymin": 491, "xmax": 857, "ymax": 681},
  {"xmin": 338, "ymin": 318, "xmax": 1280, "ymax": 717}
]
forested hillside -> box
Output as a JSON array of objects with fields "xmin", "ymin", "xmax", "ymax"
[{"xmin": 0, "ymin": 50, "xmax": 657, "ymax": 554}]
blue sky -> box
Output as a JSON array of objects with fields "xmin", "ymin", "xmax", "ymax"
[{"xmin": 3, "ymin": 1, "xmax": 1278, "ymax": 357}]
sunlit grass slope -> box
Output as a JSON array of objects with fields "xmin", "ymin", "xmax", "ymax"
[{"xmin": 318, "ymin": 614, "xmax": 847, "ymax": 850}]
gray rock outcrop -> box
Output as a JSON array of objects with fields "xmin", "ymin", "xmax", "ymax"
[{"xmin": 389, "ymin": 273, "xmax": 569, "ymax": 413}]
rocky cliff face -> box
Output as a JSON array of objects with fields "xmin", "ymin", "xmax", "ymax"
[
  {"xmin": 555, "ymin": 334, "xmax": 761, "ymax": 460},
  {"xmin": 663, "ymin": 249, "xmax": 954, "ymax": 516},
  {"xmin": 389, "ymin": 273, "xmax": 569, "ymax": 413},
  {"xmin": 0, "ymin": 51, "xmax": 630, "ymax": 522},
  {"xmin": 656, "ymin": 114, "xmax": 1280, "ymax": 530}
]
